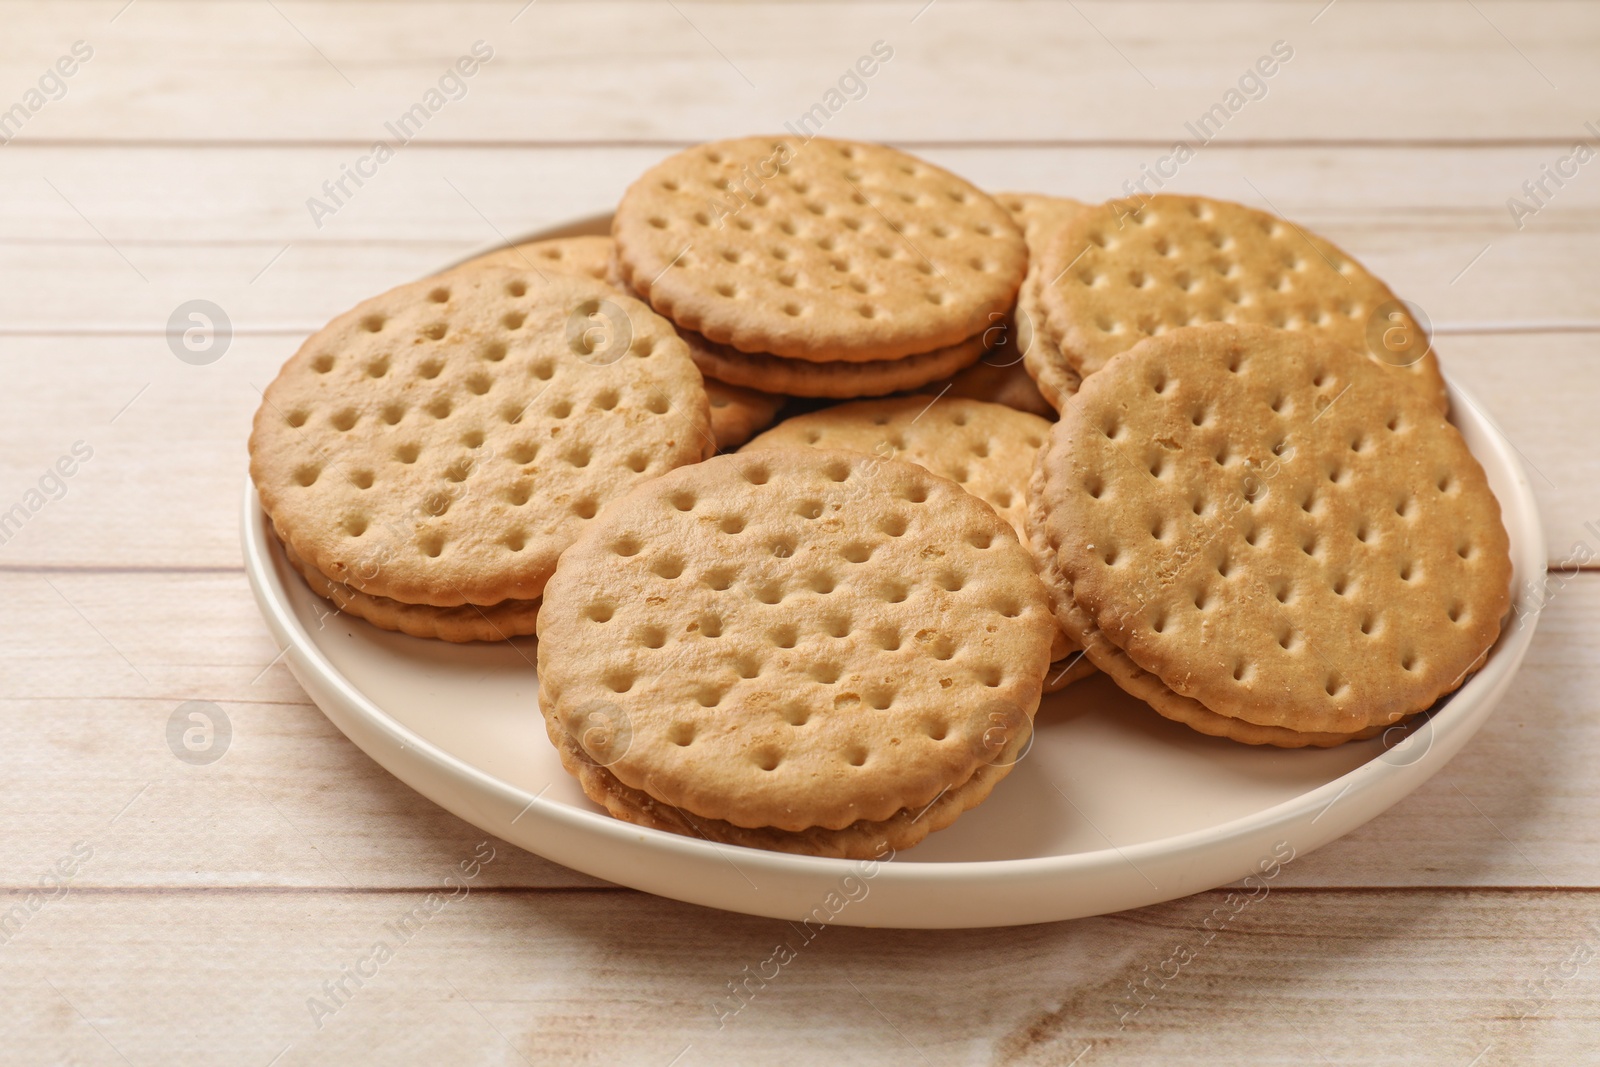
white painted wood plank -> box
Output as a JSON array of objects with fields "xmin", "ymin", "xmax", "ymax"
[
  {"xmin": 2, "ymin": 887, "xmax": 1595, "ymax": 1064},
  {"xmin": 0, "ymin": 144, "xmax": 1592, "ymax": 332},
  {"xmin": 6, "ymin": 1, "xmax": 1597, "ymax": 144}
]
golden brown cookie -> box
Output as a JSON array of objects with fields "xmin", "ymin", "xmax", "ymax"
[
  {"xmin": 1042, "ymin": 650, "xmax": 1097, "ymax": 695},
  {"xmin": 994, "ymin": 193, "xmax": 1090, "ymax": 412},
  {"xmin": 1023, "ymin": 538, "xmax": 1387, "ymax": 745},
  {"xmin": 613, "ymin": 136, "xmax": 1027, "ymax": 362},
  {"xmin": 1031, "ymin": 323, "xmax": 1510, "ymax": 741},
  {"xmin": 995, "ymin": 192, "xmax": 1090, "ymax": 255},
  {"xmin": 281, "ymin": 538, "xmax": 540, "ymax": 642},
  {"xmin": 741, "ymin": 397, "xmax": 1049, "ymax": 541},
  {"xmin": 1035, "ymin": 195, "xmax": 1448, "ymax": 411},
  {"xmin": 547, "ymin": 711, "xmax": 1028, "ymax": 858},
  {"xmin": 447, "ymin": 235, "xmax": 614, "ymax": 284},
  {"xmin": 705, "ymin": 379, "xmax": 785, "ymax": 450},
  {"xmin": 250, "ymin": 269, "xmax": 714, "ymax": 608},
  {"xmin": 1017, "ymin": 273, "xmax": 1083, "ymax": 412},
  {"xmin": 685, "ymin": 328, "xmax": 986, "ymax": 398},
  {"xmin": 917, "ymin": 353, "xmax": 1055, "ymax": 420},
  {"xmin": 536, "ymin": 449, "xmax": 1055, "ymax": 846},
  {"xmin": 743, "ymin": 396, "xmax": 1092, "ymax": 689}
]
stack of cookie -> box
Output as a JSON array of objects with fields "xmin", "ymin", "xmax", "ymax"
[
  {"xmin": 249, "ymin": 269, "xmax": 715, "ymax": 641},
  {"xmin": 1027, "ymin": 323, "xmax": 1510, "ymax": 745},
  {"xmin": 1016, "ymin": 194, "xmax": 1509, "ymax": 745},
  {"xmin": 610, "ymin": 137, "xmax": 1028, "ymax": 400},
  {"xmin": 1023, "ymin": 193, "xmax": 1447, "ymax": 411},
  {"xmin": 536, "ymin": 448, "xmax": 1055, "ymax": 858},
  {"xmin": 248, "ymin": 137, "xmax": 1516, "ymax": 858}
]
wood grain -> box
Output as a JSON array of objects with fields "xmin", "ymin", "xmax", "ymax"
[
  {"xmin": 5, "ymin": 888, "xmax": 1598, "ymax": 1064},
  {"xmin": 6, "ymin": 1, "xmax": 1599, "ymax": 143},
  {"xmin": 0, "ymin": 145, "xmax": 1594, "ymax": 328},
  {"xmin": 4, "ymin": 1, "xmax": 1599, "ymax": 1062}
]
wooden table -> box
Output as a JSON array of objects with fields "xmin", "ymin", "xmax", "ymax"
[{"xmin": 3, "ymin": 2, "xmax": 1596, "ymax": 1062}]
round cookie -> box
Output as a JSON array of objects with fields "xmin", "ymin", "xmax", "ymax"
[
  {"xmin": 536, "ymin": 449, "xmax": 1056, "ymax": 839},
  {"xmin": 686, "ymin": 329, "xmax": 986, "ymax": 398},
  {"xmin": 743, "ymin": 397, "xmax": 1092, "ymax": 690},
  {"xmin": 613, "ymin": 136, "xmax": 1027, "ymax": 362},
  {"xmin": 1022, "ymin": 536, "xmax": 1389, "ymax": 745},
  {"xmin": 447, "ymin": 235, "xmax": 614, "ymax": 284},
  {"xmin": 281, "ymin": 538, "xmax": 540, "ymax": 642},
  {"xmin": 250, "ymin": 268, "xmax": 714, "ymax": 608},
  {"xmin": 994, "ymin": 193, "xmax": 1091, "ymax": 413},
  {"xmin": 705, "ymin": 379, "xmax": 785, "ymax": 450},
  {"xmin": 1032, "ymin": 323, "xmax": 1511, "ymax": 738},
  {"xmin": 1035, "ymin": 195, "xmax": 1449, "ymax": 412},
  {"xmin": 742, "ymin": 397, "xmax": 1050, "ymax": 541}
]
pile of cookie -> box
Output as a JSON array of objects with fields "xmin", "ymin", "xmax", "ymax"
[{"xmin": 249, "ymin": 136, "xmax": 1512, "ymax": 858}]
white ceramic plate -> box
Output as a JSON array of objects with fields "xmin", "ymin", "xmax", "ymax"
[{"xmin": 242, "ymin": 226, "xmax": 1544, "ymax": 928}]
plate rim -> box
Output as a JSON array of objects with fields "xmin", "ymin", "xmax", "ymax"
[{"xmin": 241, "ymin": 220, "xmax": 1548, "ymax": 919}]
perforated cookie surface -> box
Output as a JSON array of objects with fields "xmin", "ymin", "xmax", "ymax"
[
  {"xmin": 1036, "ymin": 195, "xmax": 1448, "ymax": 412},
  {"xmin": 741, "ymin": 397, "xmax": 1050, "ymax": 542},
  {"xmin": 536, "ymin": 449, "xmax": 1055, "ymax": 833},
  {"xmin": 995, "ymin": 193, "xmax": 1090, "ymax": 247},
  {"xmin": 1032, "ymin": 323, "xmax": 1510, "ymax": 735},
  {"xmin": 613, "ymin": 136, "xmax": 1027, "ymax": 362},
  {"xmin": 744, "ymin": 397, "xmax": 1088, "ymax": 679},
  {"xmin": 1024, "ymin": 479, "xmax": 1390, "ymax": 746},
  {"xmin": 447, "ymin": 235, "xmax": 615, "ymax": 284},
  {"xmin": 250, "ymin": 269, "xmax": 714, "ymax": 607}
]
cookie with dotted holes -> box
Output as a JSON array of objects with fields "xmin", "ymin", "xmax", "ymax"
[
  {"xmin": 705, "ymin": 379, "xmax": 785, "ymax": 449},
  {"xmin": 535, "ymin": 449, "xmax": 1056, "ymax": 836},
  {"xmin": 604, "ymin": 275, "xmax": 785, "ymax": 447},
  {"xmin": 685, "ymin": 328, "xmax": 987, "ymax": 399},
  {"xmin": 1031, "ymin": 323, "xmax": 1509, "ymax": 739},
  {"xmin": 1035, "ymin": 195, "xmax": 1448, "ymax": 412},
  {"xmin": 993, "ymin": 193, "xmax": 1090, "ymax": 413},
  {"xmin": 446, "ymin": 235, "xmax": 615, "ymax": 285},
  {"xmin": 742, "ymin": 398, "xmax": 1049, "ymax": 545},
  {"xmin": 250, "ymin": 268, "xmax": 714, "ymax": 609},
  {"xmin": 1021, "ymin": 525, "xmax": 1388, "ymax": 746},
  {"xmin": 741, "ymin": 397, "xmax": 1089, "ymax": 687},
  {"xmin": 613, "ymin": 136, "xmax": 1027, "ymax": 363},
  {"xmin": 996, "ymin": 192, "xmax": 1090, "ymax": 250},
  {"xmin": 281, "ymin": 537, "xmax": 541, "ymax": 642}
]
